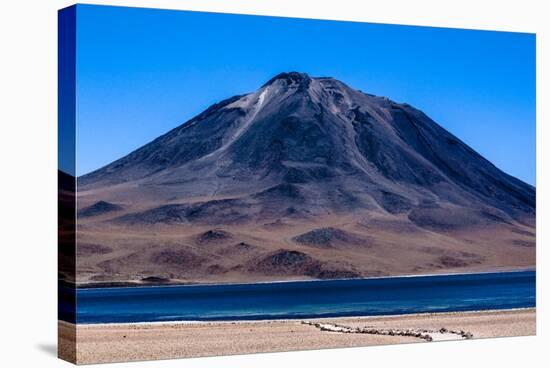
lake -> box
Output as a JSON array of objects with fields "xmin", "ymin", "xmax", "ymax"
[{"xmin": 61, "ymin": 270, "xmax": 535, "ymax": 324}]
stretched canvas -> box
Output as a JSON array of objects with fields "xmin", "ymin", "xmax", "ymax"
[{"xmin": 58, "ymin": 4, "xmax": 536, "ymax": 364}]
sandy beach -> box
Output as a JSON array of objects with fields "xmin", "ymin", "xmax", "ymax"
[{"xmin": 59, "ymin": 308, "xmax": 535, "ymax": 364}]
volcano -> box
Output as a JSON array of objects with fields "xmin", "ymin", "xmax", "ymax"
[{"xmin": 74, "ymin": 72, "xmax": 535, "ymax": 285}]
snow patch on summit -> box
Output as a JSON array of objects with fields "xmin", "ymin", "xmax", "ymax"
[{"xmin": 204, "ymin": 86, "xmax": 272, "ymax": 159}]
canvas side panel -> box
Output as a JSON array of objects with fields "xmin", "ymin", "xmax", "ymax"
[{"xmin": 58, "ymin": 5, "xmax": 77, "ymax": 364}]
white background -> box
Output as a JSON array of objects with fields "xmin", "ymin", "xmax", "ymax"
[{"xmin": 0, "ymin": 0, "xmax": 547, "ymax": 367}]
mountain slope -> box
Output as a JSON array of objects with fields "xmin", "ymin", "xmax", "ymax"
[{"xmin": 75, "ymin": 72, "xmax": 535, "ymax": 285}]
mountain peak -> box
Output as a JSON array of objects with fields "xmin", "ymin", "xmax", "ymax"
[
  {"xmin": 262, "ymin": 71, "xmax": 311, "ymax": 87},
  {"xmin": 79, "ymin": 71, "xmax": 535, "ymax": 224}
]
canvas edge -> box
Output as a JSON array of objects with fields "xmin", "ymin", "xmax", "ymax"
[{"xmin": 58, "ymin": 4, "xmax": 78, "ymax": 365}]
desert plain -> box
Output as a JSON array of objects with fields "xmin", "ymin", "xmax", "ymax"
[{"xmin": 59, "ymin": 308, "xmax": 535, "ymax": 364}]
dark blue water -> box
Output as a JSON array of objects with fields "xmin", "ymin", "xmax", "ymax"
[{"xmin": 65, "ymin": 271, "xmax": 535, "ymax": 324}]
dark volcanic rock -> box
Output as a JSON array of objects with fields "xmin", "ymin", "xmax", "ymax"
[
  {"xmin": 249, "ymin": 249, "xmax": 361, "ymax": 279},
  {"xmin": 249, "ymin": 249, "xmax": 321, "ymax": 275},
  {"xmin": 115, "ymin": 199, "xmax": 250, "ymax": 225},
  {"xmin": 232, "ymin": 242, "xmax": 255, "ymax": 251},
  {"xmin": 407, "ymin": 206, "xmax": 512, "ymax": 232},
  {"xmin": 293, "ymin": 227, "xmax": 367, "ymax": 248},
  {"xmin": 150, "ymin": 248, "xmax": 206, "ymax": 267},
  {"xmin": 196, "ymin": 229, "xmax": 233, "ymax": 245},
  {"xmin": 78, "ymin": 201, "xmax": 122, "ymax": 217},
  {"xmin": 438, "ymin": 256, "xmax": 472, "ymax": 268},
  {"xmin": 315, "ymin": 269, "xmax": 361, "ymax": 279},
  {"xmin": 375, "ymin": 191, "xmax": 413, "ymax": 214},
  {"xmin": 114, "ymin": 204, "xmax": 189, "ymax": 224},
  {"xmin": 141, "ymin": 276, "xmax": 170, "ymax": 283},
  {"xmin": 253, "ymin": 183, "xmax": 304, "ymax": 201}
]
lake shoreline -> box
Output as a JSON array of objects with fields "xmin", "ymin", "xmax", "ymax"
[
  {"xmin": 60, "ymin": 308, "xmax": 536, "ymax": 364},
  {"xmin": 70, "ymin": 307, "xmax": 536, "ymax": 327},
  {"xmin": 71, "ymin": 265, "xmax": 536, "ymax": 290}
]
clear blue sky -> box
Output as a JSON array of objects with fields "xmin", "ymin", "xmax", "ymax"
[{"xmin": 75, "ymin": 4, "xmax": 536, "ymax": 185}]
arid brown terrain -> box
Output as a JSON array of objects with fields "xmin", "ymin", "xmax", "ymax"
[
  {"xmin": 59, "ymin": 309, "xmax": 536, "ymax": 364},
  {"xmin": 72, "ymin": 72, "xmax": 535, "ymax": 285}
]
